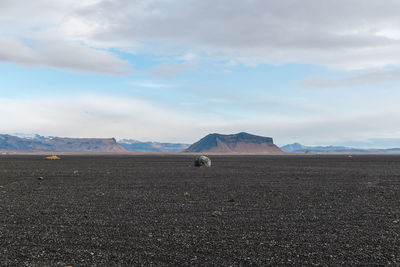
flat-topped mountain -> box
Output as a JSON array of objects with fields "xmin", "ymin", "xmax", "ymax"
[
  {"xmin": 184, "ymin": 132, "xmax": 283, "ymax": 153},
  {"xmin": 0, "ymin": 134, "xmax": 126, "ymax": 152}
]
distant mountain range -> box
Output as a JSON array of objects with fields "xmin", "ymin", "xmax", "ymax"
[
  {"xmin": 3, "ymin": 133, "xmax": 400, "ymax": 154},
  {"xmin": 118, "ymin": 139, "xmax": 189, "ymax": 152},
  {"xmin": 281, "ymin": 142, "xmax": 400, "ymax": 154},
  {"xmin": 0, "ymin": 134, "xmax": 125, "ymax": 153},
  {"xmin": 3, "ymin": 133, "xmax": 284, "ymax": 153},
  {"xmin": 184, "ymin": 132, "xmax": 283, "ymax": 153},
  {"xmin": 0, "ymin": 134, "xmax": 188, "ymax": 153}
]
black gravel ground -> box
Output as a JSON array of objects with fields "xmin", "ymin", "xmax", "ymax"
[{"xmin": 0, "ymin": 155, "xmax": 399, "ymax": 266}]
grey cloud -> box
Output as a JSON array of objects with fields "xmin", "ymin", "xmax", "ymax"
[
  {"xmin": 71, "ymin": 0, "xmax": 400, "ymax": 69},
  {"xmin": 0, "ymin": 38, "xmax": 37, "ymax": 65},
  {"xmin": 0, "ymin": 0, "xmax": 132, "ymax": 74},
  {"xmin": 4, "ymin": 1, "xmax": 400, "ymax": 72},
  {"xmin": 0, "ymin": 38, "xmax": 130, "ymax": 74},
  {"xmin": 301, "ymin": 68, "xmax": 400, "ymax": 88}
]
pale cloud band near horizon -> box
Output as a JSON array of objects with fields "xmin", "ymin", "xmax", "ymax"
[{"xmin": 1, "ymin": 95, "xmax": 400, "ymax": 146}]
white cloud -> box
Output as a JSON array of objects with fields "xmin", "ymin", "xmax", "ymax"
[
  {"xmin": 0, "ymin": 0, "xmax": 130, "ymax": 74},
  {"xmin": 0, "ymin": 96, "xmax": 224, "ymax": 142},
  {"xmin": 3, "ymin": 0, "xmax": 400, "ymax": 72},
  {"xmin": 1, "ymin": 95, "xmax": 400, "ymax": 145},
  {"xmin": 223, "ymin": 70, "xmax": 232, "ymax": 75},
  {"xmin": 130, "ymin": 81, "xmax": 176, "ymax": 88},
  {"xmin": 176, "ymin": 53, "xmax": 197, "ymax": 61},
  {"xmin": 301, "ymin": 68, "xmax": 400, "ymax": 88},
  {"xmin": 58, "ymin": 0, "xmax": 400, "ymax": 70},
  {"xmin": 0, "ymin": 38, "xmax": 130, "ymax": 74}
]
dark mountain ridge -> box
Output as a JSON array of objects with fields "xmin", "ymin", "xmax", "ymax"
[
  {"xmin": 0, "ymin": 134, "xmax": 126, "ymax": 152},
  {"xmin": 185, "ymin": 132, "xmax": 283, "ymax": 153}
]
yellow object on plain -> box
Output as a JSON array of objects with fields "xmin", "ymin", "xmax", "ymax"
[{"xmin": 44, "ymin": 155, "xmax": 61, "ymax": 160}]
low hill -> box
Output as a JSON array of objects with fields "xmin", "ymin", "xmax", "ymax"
[
  {"xmin": 119, "ymin": 139, "xmax": 189, "ymax": 152},
  {"xmin": 184, "ymin": 132, "xmax": 283, "ymax": 154},
  {"xmin": 280, "ymin": 143, "xmax": 308, "ymax": 152},
  {"xmin": 281, "ymin": 143, "xmax": 400, "ymax": 154},
  {"xmin": 0, "ymin": 134, "xmax": 126, "ymax": 153}
]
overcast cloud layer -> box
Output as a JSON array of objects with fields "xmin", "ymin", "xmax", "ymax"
[{"xmin": 2, "ymin": 0, "xmax": 400, "ymax": 72}]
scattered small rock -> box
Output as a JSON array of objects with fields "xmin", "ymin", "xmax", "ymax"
[
  {"xmin": 212, "ymin": 210, "xmax": 222, "ymax": 217},
  {"xmin": 73, "ymin": 170, "xmax": 79, "ymax": 175},
  {"xmin": 184, "ymin": 192, "xmax": 190, "ymax": 197},
  {"xmin": 38, "ymin": 177, "xmax": 44, "ymax": 180},
  {"xmin": 194, "ymin": 155, "xmax": 211, "ymax": 167},
  {"xmin": 228, "ymin": 198, "xmax": 235, "ymax": 202}
]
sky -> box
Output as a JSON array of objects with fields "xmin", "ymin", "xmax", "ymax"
[{"xmin": 2, "ymin": 0, "xmax": 400, "ymax": 147}]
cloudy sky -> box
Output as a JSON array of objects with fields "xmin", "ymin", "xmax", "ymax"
[{"xmin": 2, "ymin": 0, "xmax": 400, "ymax": 147}]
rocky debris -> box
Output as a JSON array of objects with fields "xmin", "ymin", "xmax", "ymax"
[
  {"xmin": 38, "ymin": 177, "xmax": 44, "ymax": 180},
  {"xmin": 194, "ymin": 155, "xmax": 211, "ymax": 167},
  {"xmin": 95, "ymin": 192, "xmax": 105, "ymax": 197},
  {"xmin": 212, "ymin": 210, "xmax": 222, "ymax": 216},
  {"xmin": 0, "ymin": 155, "xmax": 399, "ymax": 266}
]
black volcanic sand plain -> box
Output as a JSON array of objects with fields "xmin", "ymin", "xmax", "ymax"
[{"xmin": 0, "ymin": 155, "xmax": 399, "ymax": 266}]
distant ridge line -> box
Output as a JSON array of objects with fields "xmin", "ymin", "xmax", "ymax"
[{"xmin": 0, "ymin": 134, "xmax": 125, "ymax": 152}]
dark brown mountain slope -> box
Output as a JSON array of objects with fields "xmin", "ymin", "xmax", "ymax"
[{"xmin": 184, "ymin": 132, "xmax": 283, "ymax": 153}]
